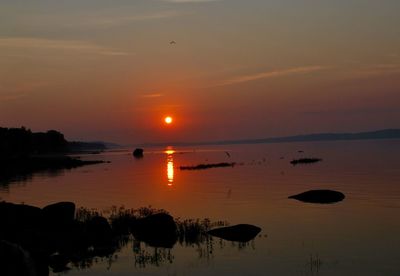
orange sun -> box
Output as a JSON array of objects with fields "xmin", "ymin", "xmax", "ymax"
[{"xmin": 164, "ymin": 116, "xmax": 173, "ymax": 124}]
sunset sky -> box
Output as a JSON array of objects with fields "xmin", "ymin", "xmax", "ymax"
[{"xmin": 1, "ymin": 0, "xmax": 399, "ymax": 144}]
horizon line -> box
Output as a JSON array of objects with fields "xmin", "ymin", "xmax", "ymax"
[{"xmin": 133, "ymin": 128, "xmax": 400, "ymax": 148}]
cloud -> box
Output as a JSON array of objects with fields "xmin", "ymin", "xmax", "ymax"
[
  {"xmin": 348, "ymin": 63, "xmax": 400, "ymax": 78},
  {"xmin": 388, "ymin": 53, "xmax": 400, "ymax": 59},
  {"xmin": 162, "ymin": 0, "xmax": 220, "ymax": 3},
  {"xmin": 141, "ymin": 93, "xmax": 163, "ymax": 98},
  {"xmin": 301, "ymin": 107, "xmax": 400, "ymax": 116},
  {"xmin": 0, "ymin": 82, "xmax": 48, "ymax": 102},
  {"xmin": 216, "ymin": 66, "xmax": 326, "ymax": 86},
  {"xmin": 85, "ymin": 11, "xmax": 181, "ymax": 27},
  {"xmin": 0, "ymin": 93, "xmax": 28, "ymax": 102},
  {"xmin": 0, "ymin": 37, "xmax": 130, "ymax": 56},
  {"xmin": 0, "ymin": 82, "xmax": 48, "ymax": 94}
]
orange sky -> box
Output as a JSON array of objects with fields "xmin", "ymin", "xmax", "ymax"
[{"xmin": 0, "ymin": 0, "xmax": 399, "ymax": 144}]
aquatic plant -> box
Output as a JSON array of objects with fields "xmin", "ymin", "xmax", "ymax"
[
  {"xmin": 75, "ymin": 207, "xmax": 102, "ymax": 222},
  {"xmin": 175, "ymin": 218, "xmax": 228, "ymax": 245},
  {"xmin": 307, "ymin": 253, "xmax": 322, "ymax": 273},
  {"xmin": 290, "ymin": 158, "xmax": 322, "ymax": 165},
  {"xmin": 180, "ymin": 162, "xmax": 235, "ymax": 170}
]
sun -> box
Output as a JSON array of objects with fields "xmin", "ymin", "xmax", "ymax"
[{"xmin": 164, "ymin": 116, "xmax": 173, "ymax": 124}]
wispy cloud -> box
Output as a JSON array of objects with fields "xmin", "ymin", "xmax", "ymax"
[
  {"xmin": 348, "ymin": 63, "xmax": 400, "ymax": 78},
  {"xmin": 0, "ymin": 37, "xmax": 130, "ymax": 56},
  {"xmin": 0, "ymin": 82, "xmax": 48, "ymax": 94},
  {"xmin": 387, "ymin": 53, "xmax": 400, "ymax": 59},
  {"xmin": 0, "ymin": 82, "xmax": 48, "ymax": 102},
  {"xmin": 301, "ymin": 107, "xmax": 400, "ymax": 116},
  {"xmin": 216, "ymin": 66, "xmax": 326, "ymax": 86},
  {"xmin": 0, "ymin": 93, "xmax": 28, "ymax": 102},
  {"xmin": 85, "ymin": 11, "xmax": 181, "ymax": 27},
  {"xmin": 162, "ymin": 0, "xmax": 221, "ymax": 3},
  {"xmin": 141, "ymin": 93, "xmax": 163, "ymax": 98}
]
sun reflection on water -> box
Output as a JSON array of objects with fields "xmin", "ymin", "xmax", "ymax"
[{"xmin": 165, "ymin": 149, "xmax": 175, "ymax": 186}]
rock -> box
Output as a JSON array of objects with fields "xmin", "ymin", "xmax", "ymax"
[
  {"xmin": 42, "ymin": 202, "xmax": 75, "ymax": 228},
  {"xmin": 133, "ymin": 148, "xmax": 144, "ymax": 158},
  {"xmin": 131, "ymin": 213, "xmax": 177, "ymax": 248},
  {"xmin": 110, "ymin": 215, "xmax": 136, "ymax": 236},
  {"xmin": 49, "ymin": 253, "xmax": 70, "ymax": 273},
  {"xmin": 0, "ymin": 202, "xmax": 43, "ymax": 232},
  {"xmin": 39, "ymin": 220, "xmax": 86, "ymax": 254},
  {"xmin": 288, "ymin": 189, "xmax": 345, "ymax": 204},
  {"xmin": 85, "ymin": 216, "xmax": 113, "ymax": 245},
  {"xmin": 0, "ymin": 240, "xmax": 36, "ymax": 276},
  {"xmin": 207, "ymin": 224, "xmax": 261, "ymax": 242}
]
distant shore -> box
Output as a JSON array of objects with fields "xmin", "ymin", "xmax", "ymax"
[
  {"xmin": 139, "ymin": 128, "xmax": 400, "ymax": 147},
  {"xmin": 0, "ymin": 127, "xmax": 107, "ymax": 183}
]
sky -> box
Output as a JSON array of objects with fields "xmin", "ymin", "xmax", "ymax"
[{"xmin": 0, "ymin": 0, "xmax": 399, "ymax": 144}]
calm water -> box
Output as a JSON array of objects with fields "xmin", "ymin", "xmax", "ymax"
[{"xmin": 1, "ymin": 140, "xmax": 400, "ymax": 275}]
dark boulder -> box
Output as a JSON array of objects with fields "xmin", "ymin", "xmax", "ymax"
[
  {"xmin": 133, "ymin": 148, "xmax": 144, "ymax": 158},
  {"xmin": 48, "ymin": 253, "xmax": 70, "ymax": 273},
  {"xmin": 0, "ymin": 240, "xmax": 36, "ymax": 276},
  {"xmin": 208, "ymin": 224, "xmax": 261, "ymax": 242},
  {"xmin": 85, "ymin": 216, "xmax": 113, "ymax": 246},
  {"xmin": 288, "ymin": 189, "xmax": 345, "ymax": 204},
  {"xmin": 131, "ymin": 213, "xmax": 177, "ymax": 248},
  {"xmin": 42, "ymin": 202, "xmax": 75, "ymax": 228},
  {"xmin": 0, "ymin": 202, "xmax": 43, "ymax": 232},
  {"xmin": 38, "ymin": 220, "xmax": 87, "ymax": 254}
]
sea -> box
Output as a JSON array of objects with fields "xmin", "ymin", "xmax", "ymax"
[{"xmin": 1, "ymin": 139, "xmax": 400, "ymax": 275}]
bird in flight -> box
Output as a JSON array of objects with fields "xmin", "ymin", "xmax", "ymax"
[{"xmin": 170, "ymin": 41, "xmax": 176, "ymax": 45}]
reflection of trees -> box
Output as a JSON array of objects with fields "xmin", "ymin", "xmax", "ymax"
[
  {"xmin": 0, "ymin": 156, "xmax": 100, "ymax": 188},
  {"xmin": 131, "ymin": 218, "xmax": 258, "ymax": 268},
  {"xmin": 133, "ymin": 240, "xmax": 174, "ymax": 268},
  {"xmin": 68, "ymin": 235, "xmax": 131, "ymax": 271},
  {"xmin": 66, "ymin": 233, "xmax": 259, "ymax": 271},
  {"xmin": 31, "ymin": 206, "xmax": 259, "ymax": 272},
  {"xmin": 131, "ymin": 237, "xmax": 258, "ymax": 268},
  {"xmin": 0, "ymin": 169, "xmax": 64, "ymax": 189}
]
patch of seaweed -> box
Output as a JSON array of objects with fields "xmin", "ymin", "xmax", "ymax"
[
  {"xmin": 290, "ymin": 158, "xmax": 322, "ymax": 165},
  {"xmin": 180, "ymin": 162, "xmax": 235, "ymax": 170}
]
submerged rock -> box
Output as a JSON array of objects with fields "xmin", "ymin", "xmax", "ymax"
[
  {"xmin": 288, "ymin": 189, "xmax": 345, "ymax": 204},
  {"xmin": 208, "ymin": 224, "xmax": 261, "ymax": 242},
  {"xmin": 131, "ymin": 213, "xmax": 177, "ymax": 248},
  {"xmin": 133, "ymin": 148, "xmax": 144, "ymax": 158}
]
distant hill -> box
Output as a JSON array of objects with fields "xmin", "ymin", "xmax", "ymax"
[{"xmin": 141, "ymin": 129, "xmax": 400, "ymax": 147}]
